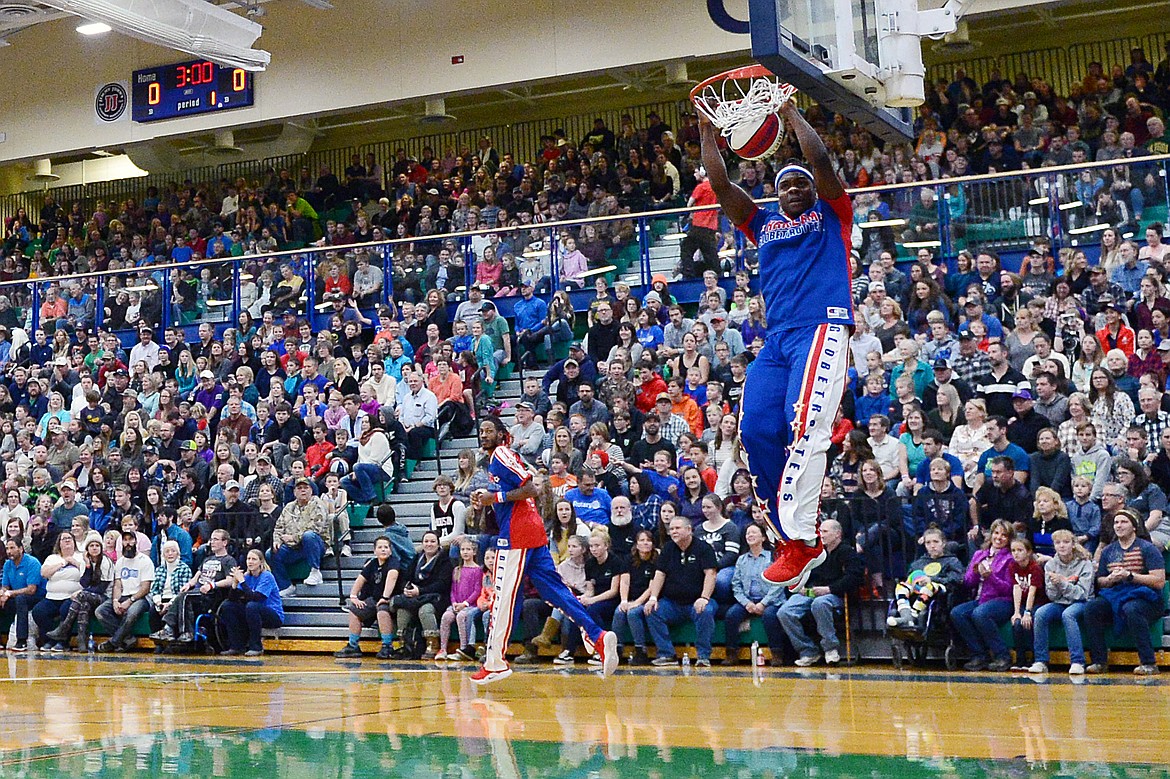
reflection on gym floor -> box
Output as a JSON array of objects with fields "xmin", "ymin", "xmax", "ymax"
[{"xmin": 0, "ymin": 655, "xmax": 1164, "ymax": 777}]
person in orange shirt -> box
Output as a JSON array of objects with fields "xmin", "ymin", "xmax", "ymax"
[
  {"xmin": 666, "ymin": 377, "xmax": 703, "ymax": 438},
  {"xmin": 428, "ymin": 357, "xmax": 465, "ymax": 409},
  {"xmin": 547, "ymin": 452, "xmax": 578, "ymax": 499}
]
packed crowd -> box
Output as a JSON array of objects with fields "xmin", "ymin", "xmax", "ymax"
[
  {"xmin": 0, "ymin": 46, "xmax": 1165, "ymax": 332},
  {"xmin": 0, "ymin": 52, "xmax": 1169, "ymax": 671}
]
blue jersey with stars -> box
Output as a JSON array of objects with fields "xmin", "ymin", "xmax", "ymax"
[{"xmin": 737, "ymin": 193, "xmax": 855, "ymax": 335}]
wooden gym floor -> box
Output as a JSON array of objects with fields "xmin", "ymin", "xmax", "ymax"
[{"xmin": 0, "ymin": 653, "xmax": 1166, "ymax": 777}]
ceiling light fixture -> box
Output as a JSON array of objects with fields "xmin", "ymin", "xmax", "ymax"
[{"xmin": 76, "ymin": 21, "xmax": 111, "ymax": 34}]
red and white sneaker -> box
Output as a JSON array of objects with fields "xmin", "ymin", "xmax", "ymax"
[
  {"xmin": 596, "ymin": 631, "xmax": 618, "ymax": 679},
  {"xmin": 763, "ymin": 538, "xmax": 826, "ymax": 590},
  {"xmin": 470, "ymin": 665, "xmax": 513, "ymax": 685}
]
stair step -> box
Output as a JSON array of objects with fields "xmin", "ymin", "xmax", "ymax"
[
  {"xmin": 283, "ymin": 611, "xmax": 352, "ymax": 627},
  {"xmin": 285, "ymin": 597, "xmax": 353, "ymax": 610}
]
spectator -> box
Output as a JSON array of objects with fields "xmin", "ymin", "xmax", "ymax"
[
  {"xmin": 1030, "ymin": 428, "xmax": 1073, "ymax": 500},
  {"xmin": 974, "ymin": 343, "xmax": 1030, "ymax": 419},
  {"xmin": 399, "ymin": 372, "xmax": 438, "ymax": 465},
  {"xmin": 644, "ymin": 515, "xmax": 717, "ymax": 666},
  {"xmin": 389, "ymin": 530, "xmax": 452, "ymax": 660},
  {"xmin": 777, "ymin": 519, "xmax": 865, "ymax": 666},
  {"xmin": 149, "ymin": 528, "xmax": 236, "ymax": 646},
  {"xmin": 333, "ymin": 535, "xmax": 402, "ymax": 660},
  {"xmin": 951, "ymin": 519, "xmax": 1016, "ymax": 672},
  {"xmin": 564, "ymin": 469, "xmax": 612, "ymax": 527},
  {"xmin": 268, "ymin": 478, "xmax": 329, "ymax": 596},
  {"xmin": 1084, "ymin": 509, "xmax": 1166, "ymax": 674},
  {"xmin": 94, "ymin": 529, "xmax": 154, "ymax": 652},
  {"xmin": 0, "ymin": 537, "xmax": 44, "ymax": 652},
  {"xmin": 974, "ymin": 456, "xmax": 1031, "ymax": 535}
]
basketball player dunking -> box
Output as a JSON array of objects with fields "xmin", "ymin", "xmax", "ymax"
[
  {"xmin": 469, "ymin": 416, "xmax": 618, "ymax": 684},
  {"xmin": 698, "ymin": 99, "xmax": 854, "ymax": 590}
]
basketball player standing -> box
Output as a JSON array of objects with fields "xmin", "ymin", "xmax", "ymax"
[
  {"xmin": 469, "ymin": 416, "xmax": 618, "ymax": 684},
  {"xmin": 698, "ymin": 98, "xmax": 854, "ymax": 590}
]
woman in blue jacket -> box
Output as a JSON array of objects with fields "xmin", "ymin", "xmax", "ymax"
[{"xmin": 219, "ymin": 548, "xmax": 284, "ymax": 656}]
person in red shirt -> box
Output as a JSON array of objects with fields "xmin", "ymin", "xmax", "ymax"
[
  {"xmin": 687, "ymin": 443, "xmax": 718, "ymax": 492},
  {"xmin": 323, "ymin": 262, "xmax": 352, "ymax": 297},
  {"xmin": 635, "ymin": 362, "xmax": 668, "ymax": 414},
  {"xmin": 1096, "ymin": 302, "xmax": 1135, "ymax": 356},
  {"xmin": 1008, "ymin": 537, "xmax": 1047, "ymax": 670},
  {"xmin": 306, "ymin": 423, "xmax": 336, "ymax": 482},
  {"xmin": 679, "ymin": 168, "xmax": 721, "ymax": 278}
]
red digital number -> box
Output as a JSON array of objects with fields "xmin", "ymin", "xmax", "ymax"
[{"xmin": 174, "ymin": 62, "xmax": 214, "ymax": 88}]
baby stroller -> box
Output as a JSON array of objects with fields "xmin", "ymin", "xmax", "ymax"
[{"xmin": 886, "ymin": 590, "xmax": 959, "ymax": 670}]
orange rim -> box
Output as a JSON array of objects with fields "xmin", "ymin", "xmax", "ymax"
[{"xmin": 688, "ymin": 64, "xmax": 777, "ymax": 102}]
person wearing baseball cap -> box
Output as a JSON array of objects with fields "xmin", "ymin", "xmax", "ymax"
[
  {"xmin": 269, "ymin": 476, "xmax": 329, "ymax": 597},
  {"xmin": 1008, "ymin": 388, "xmax": 1046, "ymax": 452},
  {"xmin": 52, "ymin": 479, "xmax": 88, "ymax": 528},
  {"xmin": 922, "ymin": 357, "xmax": 974, "ymax": 412},
  {"xmin": 514, "ymin": 277, "xmax": 550, "ymax": 369},
  {"xmin": 542, "ymin": 341, "xmax": 597, "ymax": 402},
  {"xmin": 1097, "ymin": 297, "xmax": 1135, "ymax": 356},
  {"xmin": 214, "ymin": 480, "xmax": 257, "ymax": 564}
]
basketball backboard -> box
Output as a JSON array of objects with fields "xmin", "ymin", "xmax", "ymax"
[{"xmin": 748, "ymin": 0, "xmax": 942, "ymax": 142}]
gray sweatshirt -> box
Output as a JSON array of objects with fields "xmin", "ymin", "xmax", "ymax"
[
  {"xmin": 1071, "ymin": 442, "xmax": 1112, "ymax": 501},
  {"xmin": 1043, "ymin": 555, "xmax": 1096, "ymax": 605}
]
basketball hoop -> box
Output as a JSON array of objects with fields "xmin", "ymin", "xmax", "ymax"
[{"xmin": 690, "ymin": 64, "xmax": 797, "ymax": 139}]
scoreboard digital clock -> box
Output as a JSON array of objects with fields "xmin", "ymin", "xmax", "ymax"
[{"xmin": 131, "ymin": 59, "xmax": 255, "ymax": 123}]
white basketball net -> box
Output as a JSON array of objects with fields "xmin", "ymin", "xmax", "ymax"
[{"xmin": 693, "ymin": 76, "xmax": 797, "ymax": 138}]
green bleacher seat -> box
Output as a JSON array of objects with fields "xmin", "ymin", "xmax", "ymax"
[
  {"xmin": 404, "ymin": 438, "xmax": 438, "ymax": 480},
  {"xmin": 347, "ymin": 503, "xmax": 370, "ymax": 529},
  {"xmin": 997, "ymin": 552, "xmax": 1170, "ymax": 654},
  {"xmin": 1142, "ymin": 206, "xmax": 1168, "ymax": 229}
]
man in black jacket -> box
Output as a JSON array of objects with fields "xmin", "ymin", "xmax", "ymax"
[
  {"xmin": 777, "ymin": 520, "xmax": 865, "ymax": 666},
  {"xmin": 213, "ymin": 482, "xmax": 260, "ymax": 564},
  {"xmin": 586, "ymin": 302, "xmax": 622, "ymax": 366},
  {"xmin": 973, "ymin": 457, "xmax": 1031, "ymax": 542},
  {"xmin": 1006, "ymin": 389, "xmax": 1047, "ymax": 453}
]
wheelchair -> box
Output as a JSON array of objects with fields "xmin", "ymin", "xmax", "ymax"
[
  {"xmin": 156, "ymin": 596, "xmax": 230, "ymax": 655},
  {"xmin": 886, "ymin": 591, "xmax": 959, "ymax": 670}
]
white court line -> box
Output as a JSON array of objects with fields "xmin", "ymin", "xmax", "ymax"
[{"xmin": 0, "ymin": 667, "xmax": 446, "ymax": 685}]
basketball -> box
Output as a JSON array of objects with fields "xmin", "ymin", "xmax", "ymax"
[{"xmin": 727, "ymin": 111, "xmax": 783, "ymax": 160}]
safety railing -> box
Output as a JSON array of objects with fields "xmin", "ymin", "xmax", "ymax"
[{"xmin": 5, "ymin": 152, "xmax": 1169, "ymax": 340}]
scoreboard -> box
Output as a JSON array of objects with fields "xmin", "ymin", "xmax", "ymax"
[{"xmin": 131, "ymin": 59, "xmax": 255, "ymax": 123}]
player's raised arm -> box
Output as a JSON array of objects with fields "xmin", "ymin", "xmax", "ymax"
[
  {"xmin": 779, "ymin": 101, "xmax": 845, "ymax": 201},
  {"xmin": 698, "ymin": 116, "xmax": 757, "ymax": 227}
]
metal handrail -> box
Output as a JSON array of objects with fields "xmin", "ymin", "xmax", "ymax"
[{"xmin": 8, "ymin": 151, "xmax": 1169, "ymax": 294}]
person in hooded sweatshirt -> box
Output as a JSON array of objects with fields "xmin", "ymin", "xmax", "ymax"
[
  {"xmin": 888, "ymin": 526, "xmax": 964, "ymax": 629},
  {"xmin": 1027, "ymin": 529, "xmax": 1096, "ymax": 675}
]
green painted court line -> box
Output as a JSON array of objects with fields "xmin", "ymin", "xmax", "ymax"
[{"xmin": 4, "ymin": 727, "xmax": 1168, "ymax": 778}]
